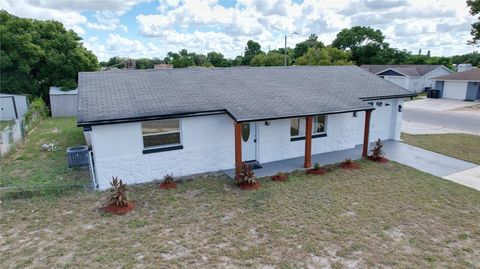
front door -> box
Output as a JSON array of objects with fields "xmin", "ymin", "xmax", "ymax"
[{"xmin": 241, "ymin": 122, "xmax": 256, "ymax": 162}]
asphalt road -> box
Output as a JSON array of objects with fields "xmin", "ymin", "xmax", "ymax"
[{"xmin": 403, "ymin": 108, "xmax": 480, "ymax": 134}]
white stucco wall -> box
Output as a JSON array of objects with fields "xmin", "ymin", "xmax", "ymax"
[
  {"xmin": 256, "ymin": 112, "xmax": 365, "ymax": 163},
  {"xmin": 90, "ymin": 98, "xmax": 403, "ymax": 189},
  {"xmin": 384, "ymin": 76, "xmax": 408, "ymax": 90},
  {"xmin": 424, "ymin": 67, "xmax": 453, "ymax": 89},
  {"xmin": 91, "ymin": 114, "xmax": 235, "ymax": 189},
  {"xmin": 442, "ymin": 81, "xmax": 468, "ymax": 100}
]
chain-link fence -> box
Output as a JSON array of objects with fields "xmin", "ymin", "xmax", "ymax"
[
  {"xmin": 0, "ymin": 118, "xmax": 25, "ymax": 156},
  {"xmin": 0, "ymin": 152, "xmax": 95, "ymax": 200}
]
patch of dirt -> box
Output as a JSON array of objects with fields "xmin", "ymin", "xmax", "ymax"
[
  {"xmin": 160, "ymin": 244, "xmax": 191, "ymax": 260},
  {"xmin": 183, "ymin": 189, "xmax": 203, "ymax": 199},
  {"xmin": 385, "ymin": 227, "xmax": 405, "ymax": 242},
  {"xmin": 340, "ymin": 211, "xmax": 357, "ymax": 217},
  {"xmin": 51, "ymin": 127, "xmax": 60, "ymax": 133}
]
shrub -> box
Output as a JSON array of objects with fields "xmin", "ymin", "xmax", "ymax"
[
  {"xmin": 24, "ymin": 97, "xmax": 49, "ymax": 132},
  {"xmin": 313, "ymin": 162, "xmax": 321, "ymax": 170},
  {"xmin": 343, "ymin": 158, "xmax": 353, "ymax": 166},
  {"xmin": 164, "ymin": 174, "xmax": 175, "ymax": 184},
  {"xmin": 272, "ymin": 172, "xmax": 288, "ymax": 181},
  {"xmin": 370, "ymin": 139, "xmax": 385, "ymax": 160},
  {"xmin": 108, "ymin": 177, "xmax": 131, "ymax": 207},
  {"xmin": 235, "ymin": 163, "xmax": 257, "ymax": 185}
]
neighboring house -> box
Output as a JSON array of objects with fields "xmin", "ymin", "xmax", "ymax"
[
  {"xmin": 77, "ymin": 66, "xmax": 414, "ymax": 189},
  {"xmin": 361, "ymin": 65, "xmax": 453, "ymax": 93},
  {"xmin": 433, "ymin": 69, "xmax": 480, "ymax": 101},
  {"xmin": 49, "ymin": 87, "xmax": 78, "ymax": 117},
  {"xmin": 154, "ymin": 64, "xmax": 173, "ymax": 69},
  {"xmin": 0, "ymin": 93, "xmax": 28, "ymax": 120}
]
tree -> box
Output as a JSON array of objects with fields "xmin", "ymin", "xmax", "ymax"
[
  {"xmin": 293, "ymin": 34, "xmax": 325, "ymax": 59},
  {"xmin": 249, "ymin": 51, "xmax": 284, "ymax": 66},
  {"xmin": 295, "ymin": 47, "xmax": 353, "ymax": 66},
  {"xmin": 467, "ymin": 0, "xmax": 480, "ymax": 45},
  {"xmin": 0, "ymin": 11, "xmax": 99, "ymax": 98},
  {"xmin": 331, "ymin": 26, "xmax": 388, "ymax": 65},
  {"xmin": 165, "ymin": 49, "xmax": 195, "ymax": 68},
  {"xmin": 207, "ymin": 51, "xmax": 230, "ymax": 67},
  {"xmin": 243, "ymin": 40, "xmax": 263, "ymax": 65}
]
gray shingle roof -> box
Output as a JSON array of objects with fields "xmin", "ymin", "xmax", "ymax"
[
  {"xmin": 433, "ymin": 69, "xmax": 480, "ymax": 81},
  {"xmin": 77, "ymin": 66, "xmax": 413, "ymax": 125},
  {"xmin": 360, "ymin": 65, "xmax": 448, "ymax": 76}
]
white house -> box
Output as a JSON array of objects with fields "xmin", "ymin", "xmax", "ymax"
[
  {"xmin": 361, "ymin": 65, "xmax": 453, "ymax": 93},
  {"xmin": 77, "ymin": 66, "xmax": 413, "ymax": 189},
  {"xmin": 433, "ymin": 69, "xmax": 480, "ymax": 101}
]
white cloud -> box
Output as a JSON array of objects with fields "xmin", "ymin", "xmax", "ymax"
[{"xmin": 1, "ymin": 0, "xmax": 477, "ymax": 60}]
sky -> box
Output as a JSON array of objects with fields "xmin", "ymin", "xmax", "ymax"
[{"xmin": 0, "ymin": 0, "xmax": 477, "ymax": 61}]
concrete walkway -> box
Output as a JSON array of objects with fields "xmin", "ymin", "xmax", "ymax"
[
  {"xmin": 224, "ymin": 141, "xmax": 479, "ymax": 191},
  {"xmin": 443, "ymin": 166, "xmax": 480, "ymax": 191}
]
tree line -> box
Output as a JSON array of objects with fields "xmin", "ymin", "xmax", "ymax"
[
  {"xmin": 102, "ymin": 27, "xmax": 479, "ymax": 70},
  {"xmin": 1, "ymin": 10, "xmax": 480, "ymax": 100}
]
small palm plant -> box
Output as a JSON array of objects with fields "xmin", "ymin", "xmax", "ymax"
[
  {"xmin": 164, "ymin": 174, "xmax": 175, "ymax": 184},
  {"xmin": 108, "ymin": 177, "xmax": 131, "ymax": 207},
  {"xmin": 370, "ymin": 138, "xmax": 385, "ymax": 161},
  {"xmin": 313, "ymin": 162, "xmax": 321, "ymax": 170},
  {"xmin": 235, "ymin": 163, "xmax": 257, "ymax": 185}
]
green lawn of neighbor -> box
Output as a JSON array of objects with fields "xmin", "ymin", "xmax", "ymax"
[{"xmin": 401, "ymin": 133, "xmax": 480, "ymax": 164}]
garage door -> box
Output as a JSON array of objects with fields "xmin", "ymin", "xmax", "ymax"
[
  {"xmin": 443, "ymin": 81, "xmax": 468, "ymax": 100},
  {"xmin": 370, "ymin": 101, "xmax": 394, "ymax": 141}
]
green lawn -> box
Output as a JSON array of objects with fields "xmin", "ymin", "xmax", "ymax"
[
  {"xmin": 0, "ymin": 117, "xmax": 89, "ymax": 193},
  {"xmin": 1, "ymin": 161, "xmax": 479, "ymax": 268},
  {"xmin": 401, "ymin": 133, "xmax": 480, "ymax": 164}
]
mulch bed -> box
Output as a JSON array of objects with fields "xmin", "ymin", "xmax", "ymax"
[
  {"xmin": 341, "ymin": 162, "xmax": 360, "ymax": 170},
  {"xmin": 238, "ymin": 182, "xmax": 260, "ymax": 190},
  {"xmin": 306, "ymin": 168, "xmax": 327, "ymax": 175},
  {"xmin": 369, "ymin": 156, "xmax": 390, "ymax": 163},
  {"xmin": 102, "ymin": 203, "xmax": 134, "ymax": 215},
  {"xmin": 160, "ymin": 182, "xmax": 177, "ymax": 189},
  {"xmin": 271, "ymin": 174, "xmax": 288, "ymax": 181}
]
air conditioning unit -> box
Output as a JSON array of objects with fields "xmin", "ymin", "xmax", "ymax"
[{"xmin": 66, "ymin": 145, "xmax": 89, "ymax": 168}]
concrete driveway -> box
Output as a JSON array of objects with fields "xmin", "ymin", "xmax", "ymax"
[
  {"xmin": 402, "ymin": 99, "xmax": 480, "ymax": 135},
  {"xmin": 383, "ymin": 141, "xmax": 479, "ymax": 191}
]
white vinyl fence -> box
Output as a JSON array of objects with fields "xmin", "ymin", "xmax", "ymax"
[{"xmin": 0, "ymin": 118, "xmax": 25, "ymax": 156}]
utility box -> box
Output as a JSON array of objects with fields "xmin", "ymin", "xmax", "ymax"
[{"xmin": 66, "ymin": 145, "xmax": 89, "ymax": 168}]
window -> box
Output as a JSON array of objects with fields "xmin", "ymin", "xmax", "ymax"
[
  {"xmin": 142, "ymin": 119, "xmax": 181, "ymax": 149},
  {"xmin": 290, "ymin": 116, "xmax": 327, "ymax": 141},
  {"xmin": 241, "ymin": 123, "xmax": 250, "ymax": 142},
  {"xmin": 290, "ymin": 118, "xmax": 300, "ymax": 137},
  {"xmin": 313, "ymin": 115, "xmax": 326, "ymax": 134}
]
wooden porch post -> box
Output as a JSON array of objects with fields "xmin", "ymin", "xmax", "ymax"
[
  {"xmin": 362, "ymin": 110, "xmax": 372, "ymax": 157},
  {"xmin": 234, "ymin": 122, "xmax": 242, "ymax": 168},
  {"xmin": 304, "ymin": 116, "xmax": 313, "ymax": 168}
]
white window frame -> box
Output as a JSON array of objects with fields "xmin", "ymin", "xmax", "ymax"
[
  {"xmin": 313, "ymin": 115, "xmax": 327, "ymax": 135},
  {"xmin": 141, "ymin": 119, "xmax": 183, "ymax": 149},
  {"xmin": 290, "ymin": 116, "xmax": 328, "ymax": 139}
]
